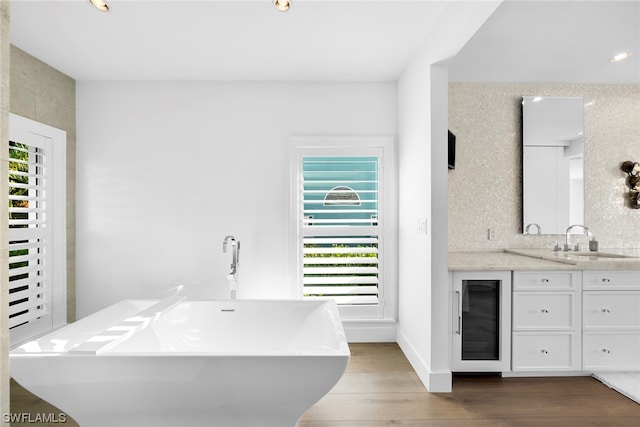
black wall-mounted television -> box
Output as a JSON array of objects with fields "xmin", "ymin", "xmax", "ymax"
[{"xmin": 448, "ymin": 130, "xmax": 456, "ymax": 170}]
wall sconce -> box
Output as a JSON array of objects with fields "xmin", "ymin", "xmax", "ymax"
[{"xmin": 621, "ymin": 161, "xmax": 640, "ymax": 209}]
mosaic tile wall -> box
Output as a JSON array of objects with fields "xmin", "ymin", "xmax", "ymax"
[
  {"xmin": 448, "ymin": 82, "xmax": 640, "ymax": 251},
  {"xmin": 10, "ymin": 45, "xmax": 76, "ymax": 322},
  {"xmin": 0, "ymin": 2, "xmax": 9, "ymax": 422}
]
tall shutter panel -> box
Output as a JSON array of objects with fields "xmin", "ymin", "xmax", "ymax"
[
  {"xmin": 8, "ymin": 141, "xmax": 49, "ymax": 328},
  {"xmin": 301, "ymin": 157, "xmax": 381, "ymax": 306}
]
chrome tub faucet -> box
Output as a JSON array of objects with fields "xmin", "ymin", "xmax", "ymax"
[{"xmin": 222, "ymin": 235, "xmax": 240, "ymax": 298}]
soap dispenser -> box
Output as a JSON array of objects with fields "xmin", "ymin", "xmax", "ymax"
[{"xmin": 589, "ymin": 236, "xmax": 598, "ymax": 252}]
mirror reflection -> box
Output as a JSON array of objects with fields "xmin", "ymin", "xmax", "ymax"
[{"xmin": 522, "ymin": 96, "xmax": 584, "ymax": 235}]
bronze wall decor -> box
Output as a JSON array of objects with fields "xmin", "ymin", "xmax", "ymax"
[{"xmin": 621, "ymin": 161, "xmax": 640, "ymax": 209}]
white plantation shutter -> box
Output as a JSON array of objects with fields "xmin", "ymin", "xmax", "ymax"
[
  {"xmin": 303, "ymin": 236, "xmax": 379, "ymax": 305},
  {"xmin": 9, "ymin": 140, "xmax": 50, "ymax": 329},
  {"xmin": 300, "ymin": 155, "xmax": 383, "ymax": 307},
  {"xmin": 8, "ymin": 114, "xmax": 66, "ymax": 345}
]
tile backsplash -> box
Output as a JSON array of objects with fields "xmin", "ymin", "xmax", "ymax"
[
  {"xmin": 10, "ymin": 45, "xmax": 77, "ymax": 321},
  {"xmin": 448, "ymin": 82, "xmax": 640, "ymax": 251}
]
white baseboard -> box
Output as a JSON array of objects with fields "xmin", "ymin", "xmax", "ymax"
[
  {"xmin": 343, "ymin": 319, "xmax": 397, "ymax": 342},
  {"xmin": 427, "ymin": 370, "xmax": 453, "ymax": 392},
  {"xmin": 397, "ymin": 330, "xmax": 452, "ymax": 392}
]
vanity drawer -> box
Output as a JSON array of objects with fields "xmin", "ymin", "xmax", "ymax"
[
  {"xmin": 513, "ymin": 271, "xmax": 578, "ymax": 291},
  {"xmin": 583, "ymin": 271, "xmax": 640, "ymax": 290},
  {"xmin": 512, "ymin": 332, "xmax": 580, "ymax": 371},
  {"xmin": 583, "ymin": 292, "xmax": 640, "ymax": 330},
  {"xmin": 513, "ymin": 292, "xmax": 576, "ymax": 330},
  {"xmin": 583, "ymin": 331, "xmax": 640, "ymax": 371}
]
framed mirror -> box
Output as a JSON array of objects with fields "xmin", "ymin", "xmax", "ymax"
[{"xmin": 522, "ymin": 96, "xmax": 584, "ymax": 235}]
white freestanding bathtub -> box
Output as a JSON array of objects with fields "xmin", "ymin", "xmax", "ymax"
[{"xmin": 10, "ymin": 298, "xmax": 350, "ymax": 427}]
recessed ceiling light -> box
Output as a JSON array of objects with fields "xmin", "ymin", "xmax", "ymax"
[
  {"xmin": 274, "ymin": 0, "xmax": 290, "ymax": 12},
  {"xmin": 609, "ymin": 52, "xmax": 631, "ymax": 62},
  {"xmin": 89, "ymin": 0, "xmax": 109, "ymax": 12}
]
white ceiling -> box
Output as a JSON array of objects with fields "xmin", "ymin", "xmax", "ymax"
[
  {"xmin": 10, "ymin": 0, "xmax": 449, "ymax": 81},
  {"xmin": 450, "ymin": 0, "xmax": 640, "ymax": 84},
  {"xmin": 9, "ymin": 1, "xmax": 640, "ymax": 84}
]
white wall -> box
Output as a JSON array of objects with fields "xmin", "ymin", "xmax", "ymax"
[
  {"xmin": 429, "ymin": 63, "xmax": 451, "ymax": 390},
  {"xmin": 396, "ymin": 1, "xmax": 502, "ymax": 392},
  {"xmin": 397, "ymin": 52, "xmax": 433, "ymax": 387},
  {"xmin": 76, "ymin": 82, "xmax": 396, "ymax": 318}
]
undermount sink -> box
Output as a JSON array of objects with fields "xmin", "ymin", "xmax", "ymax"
[{"xmin": 572, "ymin": 252, "xmax": 637, "ymax": 259}]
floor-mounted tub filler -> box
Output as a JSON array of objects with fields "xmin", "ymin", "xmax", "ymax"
[{"xmin": 10, "ymin": 297, "xmax": 350, "ymax": 427}]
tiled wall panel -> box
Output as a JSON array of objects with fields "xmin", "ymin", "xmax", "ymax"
[
  {"xmin": 448, "ymin": 82, "xmax": 640, "ymax": 251},
  {"xmin": 10, "ymin": 45, "xmax": 76, "ymax": 322},
  {"xmin": 0, "ymin": 2, "xmax": 10, "ymax": 423}
]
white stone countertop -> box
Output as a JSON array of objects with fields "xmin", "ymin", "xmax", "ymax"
[{"xmin": 449, "ymin": 249, "xmax": 640, "ymax": 271}]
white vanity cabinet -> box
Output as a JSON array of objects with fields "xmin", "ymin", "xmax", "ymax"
[
  {"xmin": 582, "ymin": 271, "xmax": 640, "ymax": 371},
  {"xmin": 449, "ymin": 252, "xmax": 640, "ymax": 375},
  {"xmin": 511, "ymin": 271, "xmax": 581, "ymax": 372}
]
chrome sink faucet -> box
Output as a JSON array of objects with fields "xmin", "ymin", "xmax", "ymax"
[
  {"xmin": 564, "ymin": 224, "xmax": 592, "ymax": 251},
  {"xmin": 222, "ymin": 235, "xmax": 240, "ymax": 298},
  {"xmin": 525, "ymin": 223, "xmax": 542, "ymax": 235}
]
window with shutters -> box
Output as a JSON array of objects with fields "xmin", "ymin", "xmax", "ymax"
[
  {"xmin": 290, "ymin": 137, "xmax": 396, "ymax": 320},
  {"xmin": 8, "ymin": 114, "xmax": 66, "ymax": 345}
]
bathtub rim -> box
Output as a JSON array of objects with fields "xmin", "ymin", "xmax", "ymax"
[{"xmin": 10, "ymin": 298, "xmax": 351, "ymax": 358}]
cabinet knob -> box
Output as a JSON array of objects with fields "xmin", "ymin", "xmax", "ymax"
[
  {"xmin": 541, "ymin": 278, "xmax": 549, "ymax": 283},
  {"xmin": 541, "ymin": 349, "xmax": 549, "ymax": 354},
  {"xmin": 602, "ymin": 349, "xmax": 611, "ymax": 355},
  {"xmin": 601, "ymin": 278, "xmax": 611, "ymax": 283},
  {"xmin": 601, "ymin": 308, "xmax": 610, "ymax": 314},
  {"xmin": 541, "ymin": 309, "xmax": 549, "ymax": 314}
]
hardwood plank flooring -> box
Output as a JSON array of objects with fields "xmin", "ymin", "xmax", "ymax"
[
  {"xmin": 9, "ymin": 379, "xmax": 77, "ymax": 427},
  {"xmin": 9, "ymin": 343, "xmax": 640, "ymax": 426},
  {"xmin": 299, "ymin": 343, "xmax": 640, "ymax": 426}
]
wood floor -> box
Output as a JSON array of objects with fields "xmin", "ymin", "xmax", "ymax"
[
  {"xmin": 299, "ymin": 343, "xmax": 640, "ymax": 426},
  {"xmin": 10, "ymin": 343, "xmax": 640, "ymax": 426}
]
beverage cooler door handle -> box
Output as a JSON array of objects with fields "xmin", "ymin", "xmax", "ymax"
[{"xmin": 455, "ymin": 290, "xmax": 462, "ymax": 335}]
